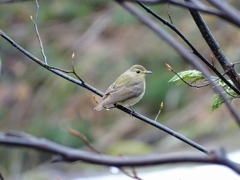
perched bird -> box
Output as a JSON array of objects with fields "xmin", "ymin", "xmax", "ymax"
[{"xmin": 94, "ymin": 64, "xmax": 152, "ymax": 111}]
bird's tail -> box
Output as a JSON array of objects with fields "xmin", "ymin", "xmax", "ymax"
[{"xmin": 94, "ymin": 103, "xmax": 103, "ymax": 111}]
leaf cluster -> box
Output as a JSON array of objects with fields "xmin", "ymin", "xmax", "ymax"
[
  {"xmin": 168, "ymin": 70, "xmax": 204, "ymax": 86},
  {"xmin": 168, "ymin": 70, "xmax": 239, "ymax": 111}
]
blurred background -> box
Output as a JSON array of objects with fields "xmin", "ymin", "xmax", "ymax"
[{"xmin": 0, "ymin": 0, "xmax": 240, "ymax": 179}]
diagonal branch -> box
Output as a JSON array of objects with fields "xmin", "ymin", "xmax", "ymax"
[
  {"xmin": 0, "ymin": 171, "xmax": 4, "ymax": 180},
  {"xmin": 135, "ymin": 0, "xmax": 240, "ymax": 95},
  {"xmin": 207, "ymin": 0, "xmax": 240, "ymax": 27},
  {"xmin": 131, "ymin": 0, "xmax": 240, "ymax": 27},
  {"xmin": 0, "ymin": 30, "xmax": 102, "ymax": 96},
  {"xmin": 0, "ymin": 29, "xmax": 209, "ymax": 154},
  {"xmin": 185, "ymin": 0, "xmax": 240, "ymax": 92},
  {"xmin": 115, "ymin": 1, "xmax": 240, "ymax": 126},
  {"xmin": 132, "ymin": 0, "xmax": 223, "ymax": 16}
]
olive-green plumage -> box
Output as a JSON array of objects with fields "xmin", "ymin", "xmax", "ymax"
[{"xmin": 94, "ymin": 65, "xmax": 152, "ymax": 111}]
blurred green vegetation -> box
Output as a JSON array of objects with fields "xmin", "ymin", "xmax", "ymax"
[{"xmin": 1, "ymin": 0, "xmax": 240, "ymax": 179}]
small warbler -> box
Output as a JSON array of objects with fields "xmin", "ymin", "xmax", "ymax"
[{"xmin": 94, "ymin": 64, "xmax": 152, "ymax": 111}]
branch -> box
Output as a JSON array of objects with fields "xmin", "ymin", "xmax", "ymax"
[
  {"xmin": 134, "ymin": 0, "xmax": 240, "ymax": 95},
  {"xmin": 131, "ymin": 0, "xmax": 223, "ymax": 16},
  {"xmin": 69, "ymin": 128, "xmax": 142, "ymax": 180},
  {"xmin": 0, "ymin": 0, "xmax": 31, "ymax": 3},
  {"xmin": 1, "ymin": 131, "xmax": 240, "ymax": 175},
  {"xmin": 131, "ymin": 0, "xmax": 240, "ymax": 27},
  {"xmin": 207, "ymin": 0, "xmax": 240, "ymax": 27},
  {"xmin": 0, "ymin": 171, "xmax": 4, "ymax": 180},
  {"xmin": 0, "ymin": 30, "xmax": 209, "ymax": 154},
  {"xmin": 115, "ymin": 1, "xmax": 240, "ymax": 126},
  {"xmin": 185, "ymin": 0, "xmax": 240, "ymax": 93},
  {"xmin": 0, "ymin": 30, "xmax": 102, "ymax": 96}
]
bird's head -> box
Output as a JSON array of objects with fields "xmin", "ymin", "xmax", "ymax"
[{"xmin": 128, "ymin": 65, "xmax": 152, "ymax": 79}]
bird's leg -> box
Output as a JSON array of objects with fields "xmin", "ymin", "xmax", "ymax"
[
  {"xmin": 117, "ymin": 103, "xmax": 135, "ymax": 116},
  {"xmin": 129, "ymin": 106, "xmax": 135, "ymax": 116}
]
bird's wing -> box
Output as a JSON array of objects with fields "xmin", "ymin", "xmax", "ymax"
[{"xmin": 100, "ymin": 80, "xmax": 144, "ymax": 106}]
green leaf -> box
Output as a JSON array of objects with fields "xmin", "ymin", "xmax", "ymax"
[
  {"xmin": 168, "ymin": 70, "xmax": 239, "ymax": 112},
  {"xmin": 211, "ymin": 92, "xmax": 236, "ymax": 112},
  {"xmin": 211, "ymin": 95, "xmax": 224, "ymax": 111},
  {"xmin": 211, "ymin": 78, "xmax": 238, "ymax": 111},
  {"xmin": 168, "ymin": 70, "xmax": 204, "ymax": 86}
]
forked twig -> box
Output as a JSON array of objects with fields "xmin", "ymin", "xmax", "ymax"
[
  {"xmin": 116, "ymin": 1, "xmax": 240, "ymax": 126},
  {"xmin": 69, "ymin": 128, "xmax": 142, "ymax": 180},
  {"xmin": 134, "ymin": 0, "xmax": 240, "ymax": 95},
  {"xmin": 0, "ymin": 28, "xmax": 211, "ymax": 154}
]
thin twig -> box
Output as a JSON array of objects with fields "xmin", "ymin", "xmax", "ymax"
[
  {"xmin": 207, "ymin": 0, "xmax": 240, "ymax": 27},
  {"xmin": 70, "ymin": 53, "xmax": 85, "ymax": 83},
  {"xmin": 210, "ymin": 54, "xmax": 215, "ymax": 67},
  {"xmin": 134, "ymin": 0, "xmax": 240, "ymax": 95},
  {"xmin": 219, "ymin": 83, "xmax": 240, "ymax": 99},
  {"xmin": 131, "ymin": 0, "xmax": 223, "ymax": 16},
  {"xmin": 30, "ymin": 0, "xmax": 48, "ymax": 64},
  {"xmin": 120, "ymin": 168, "xmax": 142, "ymax": 180},
  {"xmin": 69, "ymin": 128, "xmax": 141, "ymax": 179},
  {"xmin": 166, "ymin": 63, "xmax": 219, "ymax": 89},
  {"xmin": 0, "ymin": 0, "xmax": 32, "ymax": 3},
  {"xmin": 116, "ymin": 1, "xmax": 240, "ymax": 126},
  {"xmin": 154, "ymin": 102, "xmax": 163, "ymax": 121},
  {"xmin": 0, "ymin": 30, "xmax": 100, "ymax": 94},
  {"xmin": 69, "ymin": 128, "xmax": 100, "ymax": 154},
  {"xmin": 167, "ymin": 2, "xmax": 173, "ymax": 24},
  {"xmin": 0, "ymin": 29, "xmax": 211, "ymax": 154},
  {"xmin": 43, "ymin": 53, "xmax": 85, "ymax": 83},
  {"xmin": 185, "ymin": 0, "xmax": 240, "ymax": 93},
  {"xmin": 234, "ymin": 61, "xmax": 240, "ymax": 65},
  {"xmin": 130, "ymin": 0, "xmax": 240, "ymax": 27}
]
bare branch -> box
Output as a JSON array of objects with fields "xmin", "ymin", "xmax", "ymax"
[
  {"xmin": 185, "ymin": 0, "xmax": 240, "ymax": 93},
  {"xmin": 0, "ymin": 0, "xmax": 31, "ymax": 3},
  {"xmin": 0, "ymin": 30, "xmax": 102, "ymax": 96},
  {"xmin": 69, "ymin": 128, "xmax": 142, "ymax": 179},
  {"xmin": 131, "ymin": 0, "xmax": 240, "ymax": 27},
  {"xmin": 134, "ymin": 0, "xmax": 240, "ymax": 95},
  {"xmin": 207, "ymin": 0, "xmax": 240, "ymax": 27},
  {"xmin": 115, "ymin": 1, "xmax": 240, "ymax": 126},
  {"xmin": 0, "ymin": 131, "xmax": 240, "ymax": 174},
  {"xmin": 0, "ymin": 171, "xmax": 4, "ymax": 180},
  {"xmin": 0, "ymin": 30, "xmax": 209, "ymax": 154},
  {"xmin": 131, "ymin": 0, "xmax": 223, "ymax": 16}
]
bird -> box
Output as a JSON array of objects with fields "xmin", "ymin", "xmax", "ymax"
[{"xmin": 94, "ymin": 64, "xmax": 152, "ymax": 111}]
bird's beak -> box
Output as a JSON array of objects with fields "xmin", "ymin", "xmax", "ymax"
[{"xmin": 145, "ymin": 70, "xmax": 152, "ymax": 74}]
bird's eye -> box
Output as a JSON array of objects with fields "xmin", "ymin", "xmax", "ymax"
[{"xmin": 136, "ymin": 70, "xmax": 140, "ymax": 74}]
